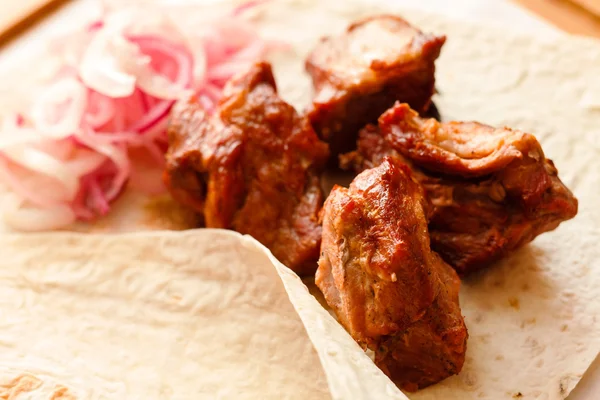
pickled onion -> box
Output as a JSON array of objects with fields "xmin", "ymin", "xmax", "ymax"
[
  {"xmin": 0, "ymin": 1, "xmax": 282, "ymax": 231},
  {"xmin": 2, "ymin": 193, "xmax": 76, "ymax": 232},
  {"xmin": 129, "ymin": 35, "xmax": 195, "ymax": 100}
]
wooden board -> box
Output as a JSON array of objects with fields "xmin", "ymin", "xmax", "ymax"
[
  {"xmin": 0, "ymin": 0, "xmax": 69, "ymax": 46},
  {"xmin": 570, "ymin": 0, "xmax": 600, "ymax": 18},
  {"xmin": 512, "ymin": 0, "xmax": 600, "ymax": 37}
]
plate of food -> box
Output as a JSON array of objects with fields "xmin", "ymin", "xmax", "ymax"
[{"xmin": 0, "ymin": 0, "xmax": 598, "ymax": 399}]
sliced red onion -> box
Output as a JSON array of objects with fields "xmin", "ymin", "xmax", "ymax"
[
  {"xmin": 137, "ymin": 115, "xmax": 169, "ymax": 142},
  {"xmin": 79, "ymin": 10, "xmax": 152, "ymax": 98},
  {"xmin": 88, "ymin": 20, "xmax": 104, "ymax": 32},
  {"xmin": 30, "ymin": 76, "xmax": 87, "ymax": 139},
  {"xmin": 72, "ymin": 169, "xmax": 114, "ymax": 220},
  {"xmin": 1, "ymin": 146, "xmax": 80, "ymax": 201},
  {"xmin": 207, "ymin": 60, "xmax": 247, "ymax": 82},
  {"xmin": 128, "ymin": 99, "xmax": 174, "ymax": 133},
  {"xmin": 2, "ymin": 193, "xmax": 76, "ymax": 231},
  {"xmin": 0, "ymin": 6, "xmax": 283, "ymax": 231},
  {"xmin": 0, "ymin": 126, "xmax": 42, "ymax": 150},
  {"xmin": 87, "ymin": 178, "xmax": 111, "ymax": 215},
  {"xmin": 80, "ymin": 30, "xmax": 146, "ymax": 98},
  {"xmin": 0, "ymin": 157, "xmax": 53, "ymax": 207},
  {"xmin": 76, "ymin": 127, "xmax": 130, "ymax": 201},
  {"xmin": 63, "ymin": 150, "xmax": 107, "ymax": 176},
  {"xmin": 36, "ymin": 137, "xmax": 77, "ymax": 161},
  {"xmin": 129, "ymin": 35, "xmax": 195, "ymax": 100},
  {"xmin": 84, "ymin": 90, "xmax": 116, "ymax": 129}
]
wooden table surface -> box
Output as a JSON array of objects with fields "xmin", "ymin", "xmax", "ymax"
[
  {"xmin": 513, "ymin": 0, "xmax": 600, "ymax": 37},
  {"xmin": 0, "ymin": 0, "xmax": 70, "ymax": 47}
]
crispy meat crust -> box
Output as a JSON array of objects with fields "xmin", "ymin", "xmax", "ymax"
[
  {"xmin": 164, "ymin": 62, "xmax": 330, "ymax": 275},
  {"xmin": 316, "ymin": 158, "xmax": 467, "ymax": 391},
  {"xmin": 342, "ymin": 103, "xmax": 578, "ymax": 274},
  {"xmin": 306, "ymin": 15, "xmax": 445, "ymax": 157}
]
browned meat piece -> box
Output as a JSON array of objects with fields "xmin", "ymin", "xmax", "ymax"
[
  {"xmin": 164, "ymin": 62, "xmax": 330, "ymax": 275},
  {"xmin": 306, "ymin": 15, "xmax": 445, "ymax": 157},
  {"xmin": 339, "ymin": 123, "xmax": 401, "ymax": 171},
  {"xmin": 316, "ymin": 158, "xmax": 467, "ymax": 391},
  {"xmin": 342, "ymin": 103, "xmax": 578, "ymax": 275}
]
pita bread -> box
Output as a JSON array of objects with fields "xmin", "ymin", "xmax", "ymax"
[
  {"xmin": 0, "ymin": 230, "xmax": 404, "ymax": 399},
  {"xmin": 0, "ymin": 0, "xmax": 598, "ymax": 399}
]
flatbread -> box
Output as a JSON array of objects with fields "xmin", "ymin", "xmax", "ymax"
[
  {"xmin": 0, "ymin": 230, "xmax": 405, "ymax": 399},
  {"xmin": 0, "ymin": 0, "xmax": 599, "ymax": 399}
]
